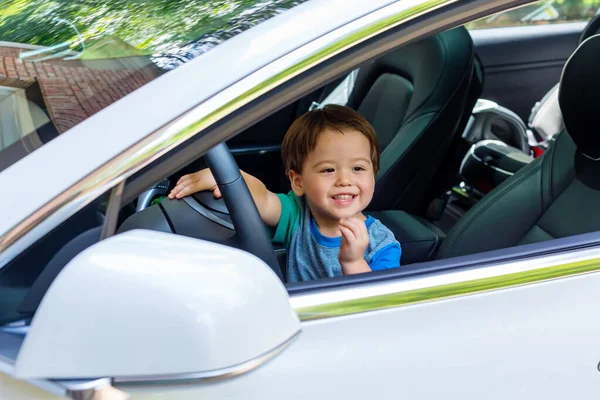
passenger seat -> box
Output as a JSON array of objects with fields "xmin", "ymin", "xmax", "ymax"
[
  {"xmin": 528, "ymin": 13, "xmax": 600, "ymax": 142},
  {"xmin": 350, "ymin": 27, "xmax": 484, "ymax": 265},
  {"xmin": 348, "ymin": 26, "xmax": 482, "ymax": 213}
]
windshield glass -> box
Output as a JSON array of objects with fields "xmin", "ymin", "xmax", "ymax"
[{"xmin": 0, "ymin": 0, "xmax": 306, "ymax": 173}]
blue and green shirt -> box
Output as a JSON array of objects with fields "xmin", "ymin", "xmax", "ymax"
[{"xmin": 271, "ymin": 191, "xmax": 401, "ymax": 282}]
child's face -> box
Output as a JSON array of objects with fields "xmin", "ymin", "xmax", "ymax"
[{"xmin": 289, "ymin": 127, "xmax": 375, "ymax": 225}]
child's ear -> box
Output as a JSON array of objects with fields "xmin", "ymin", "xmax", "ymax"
[{"xmin": 288, "ymin": 170, "xmax": 304, "ymax": 196}]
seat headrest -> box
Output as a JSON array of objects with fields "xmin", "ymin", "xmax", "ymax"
[
  {"xmin": 580, "ymin": 14, "xmax": 600, "ymax": 44},
  {"xmin": 559, "ymin": 34, "xmax": 600, "ymax": 160}
]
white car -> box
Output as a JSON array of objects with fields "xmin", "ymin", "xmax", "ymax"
[{"xmin": 1, "ymin": 0, "xmax": 600, "ymax": 398}]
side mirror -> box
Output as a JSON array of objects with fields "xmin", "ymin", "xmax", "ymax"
[{"xmin": 15, "ymin": 230, "xmax": 300, "ymax": 379}]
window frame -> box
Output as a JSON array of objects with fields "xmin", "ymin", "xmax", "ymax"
[{"xmin": 3, "ymin": 0, "xmax": 535, "ymax": 271}]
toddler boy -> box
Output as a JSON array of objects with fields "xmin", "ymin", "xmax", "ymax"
[{"xmin": 168, "ymin": 104, "xmax": 401, "ymax": 282}]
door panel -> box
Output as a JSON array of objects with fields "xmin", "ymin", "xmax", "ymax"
[
  {"xmin": 119, "ymin": 270, "xmax": 600, "ymax": 399},
  {"xmin": 471, "ymin": 22, "xmax": 586, "ymax": 121}
]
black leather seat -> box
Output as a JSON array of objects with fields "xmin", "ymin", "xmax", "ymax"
[
  {"xmin": 437, "ymin": 34, "xmax": 600, "ymax": 259},
  {"xmin": 528, "ymin": 13, "xmax": 600, "ymax": 142},
  {"xmin": 347, "ymin": 27, "xmax": 481, "ymax": 212},
  {"xmin": 580, "ymin": 13, "xmax": 600, "ymax": 43}
]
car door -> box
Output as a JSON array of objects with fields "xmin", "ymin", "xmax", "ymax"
[
  {"xmin": 2, "ymin": 0, "xmax": 600, "ymax": 398},
  {"xmin": 111, "ymin": 237, "xmax": 600, "ymax": 399},
  {"xmin": 468, "ymin": 0, "xmax": 597, "ymax": 121}
]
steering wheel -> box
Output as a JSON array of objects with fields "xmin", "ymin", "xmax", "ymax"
[
  {"xmin": 132, "ymin": 143, "xmax": 283, "ymax": 281},
  {"xmin": 202, "ymin": 143, "xmax": 282, "ymax": 280}
]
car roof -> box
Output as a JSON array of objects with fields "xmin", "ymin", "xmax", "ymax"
[{"xmin": 0, "ymin": 0, "xmax": 401, "ymax": 260}]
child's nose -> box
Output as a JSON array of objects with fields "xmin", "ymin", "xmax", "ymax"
[{"xmin": 336, "ymin": 171, "xmax": 352, "ymax": 186}]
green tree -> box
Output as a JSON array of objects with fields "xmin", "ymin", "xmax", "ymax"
[{"xmin": 0, "ymin": 0, "xmax": 304, "ymax": 69}]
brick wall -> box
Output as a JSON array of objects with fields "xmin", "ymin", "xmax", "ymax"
[
  {"xmin": 0, "ymin": 50, "xmax": 161, "ymax": 133},
  {"xmin": 0, "ymin": 47, "xmax": 21, "ymax": 58}
]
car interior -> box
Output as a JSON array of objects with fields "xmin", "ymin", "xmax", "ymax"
[{"xmin": 3, "ymin": 13, "xmax": 600, "ymax": 326}]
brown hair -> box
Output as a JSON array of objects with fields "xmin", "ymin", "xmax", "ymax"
[{"xmin": 281, "ymin": 104, "xmax": 380, "ymax": 174}]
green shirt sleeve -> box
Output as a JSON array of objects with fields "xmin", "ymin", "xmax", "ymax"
[{"xmin": 270, "ymin": 191, "xmax": 302, "ymax": 247}]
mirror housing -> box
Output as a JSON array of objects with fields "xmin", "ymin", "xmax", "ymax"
[{"xmin": 15, "ymin": 230, "xmax": 299, "ymax": 379}]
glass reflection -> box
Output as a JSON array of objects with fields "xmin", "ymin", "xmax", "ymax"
[{"xmin": 0, "ymin": 0, "xmax": 306, "ymax": 171}]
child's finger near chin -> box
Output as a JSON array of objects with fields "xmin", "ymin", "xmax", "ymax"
[
  {"xmin": 346, "ymin": 219, "xmax": 362, "ymax": 234},
  {"xmin": 339, "ymin": 226, "xmax": 350, "ymax": 239},
  {"xmin": 339, "ymin": 222, "xmax": 351, "ymax": 233}
]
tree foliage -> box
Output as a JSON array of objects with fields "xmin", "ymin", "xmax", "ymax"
[{"xmin": 0, "ymin": 0, "xmax": 305, "ymax": 69}]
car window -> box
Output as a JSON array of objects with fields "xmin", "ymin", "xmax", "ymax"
[
  {"xmin": 466, "ymin": 0, "xmax": 600, "ymax": 30},
  {"xmin": 0, "ymin": 0, "xmax": 307, "ymax": 173}
]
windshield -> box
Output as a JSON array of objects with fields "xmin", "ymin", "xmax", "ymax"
[{"xmin": 0, "ymin": 0, "xmax": 306, "ymax": 173}]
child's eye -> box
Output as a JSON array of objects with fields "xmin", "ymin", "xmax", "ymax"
[
  {"xmin": 320, "ymin": 168, "xmax": 335, "ymax": 173},
  {"xmin": 353, "ymin": 166, "xmax": 366, "ymax": 171}
]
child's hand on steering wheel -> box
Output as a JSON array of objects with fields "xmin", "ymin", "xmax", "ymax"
[{"xmin": 168, "ymin": 169, "xmax": 221, "ymax": 199}]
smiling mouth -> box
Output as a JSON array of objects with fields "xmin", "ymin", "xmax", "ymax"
[{"xmin": 331, "ymin": 194, "xmax": 357, "ymax": 204}]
